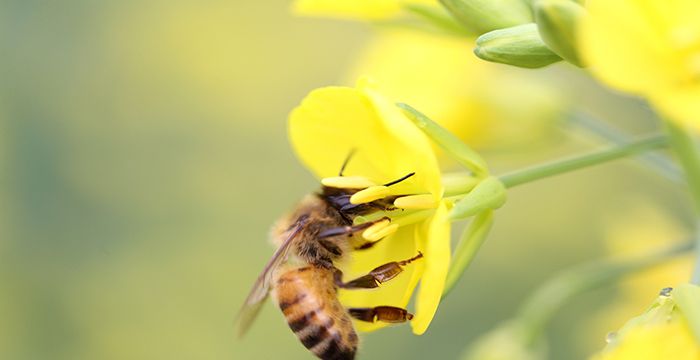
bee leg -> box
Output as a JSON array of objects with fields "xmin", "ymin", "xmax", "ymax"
[
  {"xmin": 317, "ymin": 217, "xmax": 390, "ymax": 239},
  {"xmin": 334, "ymin": 252, "xmax": 423, "ymax": 289},
  {"xmin": 348, "ymin": 306, "xmax": 414, "ymax": 323}
]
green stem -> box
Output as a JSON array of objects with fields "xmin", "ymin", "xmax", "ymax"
[
  {"xmin": 517, "ymin": 240, "xmax": 694, "ymax": 345},
  {"xmin": 499, "ymin": 135, "xmax": 668, "ymax": 188},
  {"xmin": 664, "ymin": 121, "xmax": 700, "ymax": 284},
  {"xmin": 567, "ymin": 111, "xmax": 682, "ymax": 183},
  {"xmin": 665, "ymin": 122, "xmax": 700, "ymax": 210}
]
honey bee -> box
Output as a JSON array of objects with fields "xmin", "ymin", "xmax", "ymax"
[{"xmin": 236, "ymin": 156, "xmax": 423, "ymax": 360}]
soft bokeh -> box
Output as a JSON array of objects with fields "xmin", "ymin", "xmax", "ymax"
[
  {"xmin": 580, "ymin": 0, "xmax": 700, "ymax": 131},
  {"xmin": 0, "ymin": 1, "xmax": 696, "ymax": 359},
  {"xmin": 345, "ymin": 29, "xmax": 565, "ymax": 153}
]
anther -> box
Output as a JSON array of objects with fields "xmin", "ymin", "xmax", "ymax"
[
  {"xmin": 394, "ymin": 194, "xmax": 439, "ymax": 210},
  {"xmin": 350, "ymin": 185, "xmax": 391, "ymax": 204},
  {"xmin": 321, "ymin": 176, "xmax": 376, "ymax": 189},
  {"xmin": 363, "ymin": 222, "xmax": 399, "ymax": 242}
]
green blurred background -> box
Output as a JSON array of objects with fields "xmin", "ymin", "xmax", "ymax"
[{"xmin": 0, "ymin": 1, "xmax": 695, "ymax": 359}]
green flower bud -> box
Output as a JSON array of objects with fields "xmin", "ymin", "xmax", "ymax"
[
  {"xmin": 534, "ymin": 0, "xmax": 586, "ymax": 66},
  {"xmin": 474, "ymin": 23, "xmax": 562, "ymax": 68},
  {"xmin": 440, "ymin": 0, "xmax": 533, "ymax": 34},
  {"xmin": 450, "ymin": 176, "xmax": 506, "ymax": 220}
]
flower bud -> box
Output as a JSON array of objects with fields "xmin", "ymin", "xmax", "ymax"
[
  {"xmin": 474, "ymin": 23, "xmax": 562, "ymax": 69},
  {"xmin": 449, "ymin": 176, "xmax": 506, "ymax": 220},
  {"xmin": 534, "ymin": 0, "xmax": 586, "ymax": 66},
  {"xmin": 440, "ymin": 0, "xmax": 533, "ymax": 33}
]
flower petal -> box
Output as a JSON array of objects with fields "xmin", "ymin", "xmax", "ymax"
[
  {"xmin": 288, "ymin": 82, "xmax": 442, "ymax": 197},
  {"xmin": 337, "ymin": 224, "xmax": 425, "ymax": 332},
  {"xmin": 652, "ymin": 85, "xmax": 700, "ymax": 132},
  {"xmin": 411, "ymin": 200, "xmax": 451, "ymax": 334},
  {"xmin": 580, "ymin": 0, "xmax": 689, "ymax": 93},
  {"xmin": 292, "ymin": 0, "xmax": 402, "ymax": 20}
]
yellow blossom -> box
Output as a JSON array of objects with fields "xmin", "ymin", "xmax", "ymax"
[
  {"xmin": 585, "ymin": 205, "xmax": 693, "ymax": 350},
  {"xmin": 292, "ymin": 0, "xmax": 435, "ymax": 20},
  {"xmin": 346, "ymin": 29, "xmax": 564, "ymax": 151},
  {"xmin": 288, "ymin": 80, "xmax": 451, "ymax": 334},
  {"xmin": 580, "ymin": 0, "xmax": 700, "ymax": 131}
]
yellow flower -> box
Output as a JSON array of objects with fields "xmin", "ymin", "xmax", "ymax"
[
  {"xmin": 292, "ymin": 0, "xmax": 435, "ymax": 20},
  {"xmin": 584, "ymin": 205, "xmax": 693, "ymax": 351},
  {"xmin": 591, "ymin": 285, "xmax": 700, "ymax": 360},
  {"xmin": 288, "ymin": 80, "xmax": 451, "ymax": 334},
  {"xmin": 346, "ymin": 29, "xmax": 564, "ymax": 151},
  {"xmin": 580, "ymin": 0, "xmax": 700, "ymax": 131}
]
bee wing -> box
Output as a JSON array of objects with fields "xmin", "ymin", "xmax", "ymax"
[{"xmin": 235, "ymin": 219, "xmax": 306, "ymax": 337}]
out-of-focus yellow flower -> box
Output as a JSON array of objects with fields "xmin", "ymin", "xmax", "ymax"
[
  {"xmin": 591, "ymin": 285, "xmax": 700, "ymax": 360},
  {"xmin": 596, "ymin": 321, "xmax": 699, "ymax": 360},
  {"xmin": 580, "ymin": 0, "xmax": 700, "ymax": 131},
  {"xmin": 288, "ymin": 80, "xmax": 451, "ymax": 334},
  {"xmin": 346, "ymin": 30, "xmax": 564, "ymax": 152},
  {"xmin": 292, "ymin": 0, "xmax": 435, "ymax": 20},
  {"xmin": 585, "ymin": 205, "xmax": 692, "ymax": 351}
]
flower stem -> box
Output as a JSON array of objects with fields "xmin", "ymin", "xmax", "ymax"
[
  {"xmin": 664, "ymin": 121, "xmax": 700, "ymax": 284},
  {"xmin": 517, "ymin": 240, "xmax": 694, "ymax": 346},
  {"xmin": 665, "ymin": 122, "xmax": 700, "ymax": 211},
  {"xmin": 567, "ymin": 111, "xmax": 682, "ymax": 182},
  {"xmin": 498, "ymin": 135, "xmax": 668, "ymax": 188}
]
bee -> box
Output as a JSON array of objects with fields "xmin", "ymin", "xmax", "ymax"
[{"xmin": 236, "ymin": 155, "xmax": 423, "ymax": 360}]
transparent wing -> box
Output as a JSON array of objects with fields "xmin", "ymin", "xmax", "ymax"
[{"xmin": 234, "ymin": 218, "xmax": 306, "ymax": 337}]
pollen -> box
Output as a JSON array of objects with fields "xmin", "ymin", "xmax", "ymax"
[
  {"xmin": 363, "ymin": 221, "xmax": 399, "ymax": 242},
  {"xmin": 350, "ymin": 185, "xmax": 391, "ymax": 204},
  {"xmin": 321, "ymin": 176, "xmax": 376, "ymax": 189},
  {"xmin": 394, "ymin": 194, "xmax": 439, "ymax": 210}
]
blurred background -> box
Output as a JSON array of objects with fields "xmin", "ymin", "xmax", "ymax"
[{"xmin": 0, "ymin": 0, "xmax": 695, "ymax": 359}]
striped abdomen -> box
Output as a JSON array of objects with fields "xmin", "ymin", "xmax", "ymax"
[{"xmin": 274, "ymin": 266, "xmax": 358, "ymax": 360}]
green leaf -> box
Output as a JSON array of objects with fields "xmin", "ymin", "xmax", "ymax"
[
  {"xmin": 443, "ymin": 210, "xmax": 494, "ymax": 297},
  {"xmin": 398, "ymin": 103, "xmax": 489, "ymax": 176},
  {"xmin": 673, "ymin": 284, "xmax": 700, "ymax": 343}
]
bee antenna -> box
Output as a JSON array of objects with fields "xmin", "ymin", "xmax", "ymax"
[
  {"xmin": 383, "ymin": 172, "xmax": 415, "ymax": 187},
  {"xmin": 338, "ymin": 148, "xmax": 357, "ymax": 176}
]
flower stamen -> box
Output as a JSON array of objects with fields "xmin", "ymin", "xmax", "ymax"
[
  {"xmin": 321, "ymin": 176, "xmax": 376, "ymax": 189},
  {"xmin": 350, "ymin": 185, "xmax": 391, "ymax": 204},
  {"xmin": 363, "ymin": 221, "xmax": 399, "ymax": 241},
  {"xmin": 394, "ymin": 194, "xmax": 439, "ymax": 209}
]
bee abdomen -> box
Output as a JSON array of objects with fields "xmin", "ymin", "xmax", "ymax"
[
  {"xmin": 275, "ymin": 267, "xmax": 358, "ymax": 360},
  {"xmin": 286, "ymin": 310, "xmax": 355, "ymax": 360}
]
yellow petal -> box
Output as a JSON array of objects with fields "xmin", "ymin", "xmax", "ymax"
[
  {"xmin": 292, "ymin": 0, "xmax": 435, "ymax": 20},
  {"xmin": 411, "ymin": 201, "xmax": 451, "ymax": 334},
  {"xmin": 338, "ymin": 224, "xmax": 425, "ymax": 332},
  {"xmin": 652, "ymin": 85, "xmax": 700, "ymax": 132},
  {"xmin": 292, "ymin": 0, "xmax": 402, "ymax": 20},
  {"xmin": 594, "ymin": 321, "xmax": 700, "ymax": 360},
  {"xmin": 288, "ymin": 83, "xmax": 442, "ymax": 197},
  {"xmin": 580, "ymin": 0, "xmax": 689, "ymax": 94}
]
